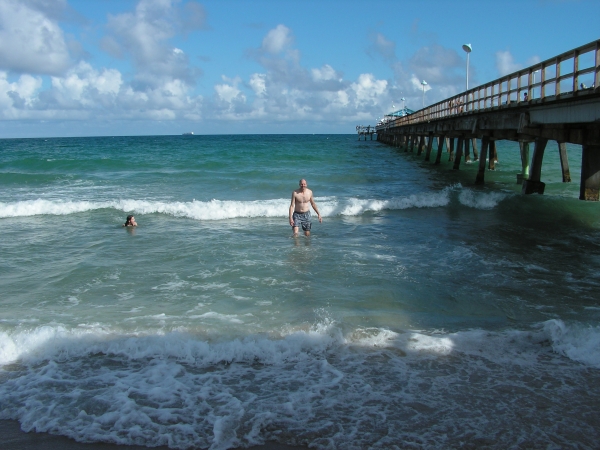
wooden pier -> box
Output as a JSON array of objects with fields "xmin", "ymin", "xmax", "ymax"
[
  {"xmin": 376, "ymin": 39, "xmax": 600, "ymax": 200},
  {"xmin": 357, "ymin": 125, "xmax": 376, "ymax": 140}
]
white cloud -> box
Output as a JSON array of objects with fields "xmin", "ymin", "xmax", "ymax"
[
  {"xmin": 496, "ymin": 50, "xmax": 521, "ymax": 76},
  {"xmin": 351, "ymin": 74, "xmax": 388, "ymax": 105},
  {"xmin": 261, "ymin": 24, "xmax": 293, "ymax": 54},
  {"xmin": 102, "ymin": 0, "xmax": 200, "ymax": 87},
  {"xmin": 495, "ymin": 51, "xmax": 541, "ymax": 79},
  {"xmin": 0, "ymin": 0, "xmax": 72, "ymax": 75},
  {"xmin": 0, "ymin": 71, "xmax": 43, "ymax": 117},
  {"xmin": 215, "ymin": 76, "xmax": 245, "ymax": 103},
  {"xmin": 47, "ymin": 62, "xmax": 121, "ymax": 109},
  {"xmin": 249, "ymin": 73, "xmax": 267, "ymax": 97},
  {"xmin": 311, "ymin": 65, "xmax": 340, "ymax": 82},
  {"xmin": 0, "ymin": 6, "xmax": 401, "ymax": 130},
  {"xmin": 410, "ymin": 75, "xmax": 430, "ymax": 92}
]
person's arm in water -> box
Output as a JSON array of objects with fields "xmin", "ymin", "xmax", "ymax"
[
  {"xmin": 289, "ymin": 192, "xmax": 296, "ymax": 226},
  {"xmin": 310, "ymin": 194, "xmax": 322, "ymax": 223}
]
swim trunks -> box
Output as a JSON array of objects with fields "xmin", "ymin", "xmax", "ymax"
[{"xmin": 292, "ymin": 211, "xmax": 312, "ymax": 231}]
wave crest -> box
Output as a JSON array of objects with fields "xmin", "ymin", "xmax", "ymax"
[{"xmin": 0, "ymin": 190, "xmax": 454, "ymax": 220}]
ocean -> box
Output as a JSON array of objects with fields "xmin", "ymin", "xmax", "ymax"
[{"xmin": 0, "ymin": 134, "xmax": 599, "ymax": 449}]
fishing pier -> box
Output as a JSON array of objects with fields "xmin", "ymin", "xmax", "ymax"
[
  {"xmin": 376, "ymin": 39, "xmax": 600, "ymax": 200},
  {"xmin": 357, "ymin": 125, "xmax": 376, "ymax": 140}
]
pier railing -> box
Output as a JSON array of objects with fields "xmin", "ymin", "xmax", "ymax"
[{"xmin": 378, "ymin": 39, "xmax": 600, "ymax": 129}]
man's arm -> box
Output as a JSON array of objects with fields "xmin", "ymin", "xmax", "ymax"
[
  {"xmin": 310, "ymin": 195, "xmax": 322, "ymax": 223},
  {"xmin": 289, "ymin": 193, "xmax": 296, "ymax": 226}
]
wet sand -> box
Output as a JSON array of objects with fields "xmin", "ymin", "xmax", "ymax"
[{"xmin": 0, "ymin": 420, "xmax": 305, "ymax": 450}]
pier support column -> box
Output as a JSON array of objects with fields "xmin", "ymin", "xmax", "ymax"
[
  {"xmin": 425, "ymin": 133, "xmax": 434, "ymax": 161},
  {"xmin": 475, "ymin": 137, "xmax": 491, "ymax": 185},
  {"xmin": 472, "ymin": 138, "xmax": 479, "ymax": 161},
  {"xmin": 410, "ymin": 134, "xmax": 417, "ymax": 152},
  {"xmin": 434, "ymin": 134, "xmax": 446, "ymax": 165},
  {"xmin": 488, "ymin": 141, "xmax": 498, "ymax": 170},
  {"xmin": 453, "ymin": 137, "xmax": 465, "ymax": 170},
  {"xmin": 448, "ymin": 138, "xmax": 455, "ymax": 161},
  {"xmin": 405, "ymin": 135, "xmax": 411, "ymax": 152},
  {"xmin": 522, "ymin": 138, "xmax": 548, "ymax": 195},
  {"xmin": 518, "ymin": 141, "xmax": 530, "ymax": 184},
  {"xmin": 464, "ymin": 138, "xmax": 471, "ymax": 163},
  {"xmin": 558, "ymin": 142, "xmax": 572, "ymax": 182},
  {"xmin": 579, "ymin": 145, "xmax": 600, "ymax": 201},
  {"xmin": 417, "ymin": 136, "xmax": 426, "ymax": 155}
]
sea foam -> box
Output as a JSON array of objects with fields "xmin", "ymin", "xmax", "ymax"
[
  {"xmin": 0, "ymin": 189, "xmax": 456, "ymax": 220},
  {"xmin": 1, "ymin": 319, "xmax": 599, "ymax": 449}
]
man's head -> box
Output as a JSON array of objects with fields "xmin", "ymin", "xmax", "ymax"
[{"xmin": 299, "ymin": 179, "xmax": 307, "ymax": 190}]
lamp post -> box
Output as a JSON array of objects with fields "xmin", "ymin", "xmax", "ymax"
[
  {"xmin": 421, "ymin": 81, "xmax": 427, "ymax": 108},
  {"xmin": 462, "ymin": 44, "xmax": 472, "ymax": 92},
  {"xmin": 401, "ymin": 97, "xmax": 405, "ymax": 110}
]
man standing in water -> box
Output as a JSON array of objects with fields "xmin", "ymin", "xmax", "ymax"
[{"xmin": 289, "ymin": 179, "xmax": 322, "ymax": 236}]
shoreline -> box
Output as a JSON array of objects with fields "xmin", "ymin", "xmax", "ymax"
[{"xmin": 0, "ymin": 420, "xmax": 305, "ymax": 450}]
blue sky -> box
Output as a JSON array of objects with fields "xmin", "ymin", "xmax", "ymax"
[{"xmin": 0, "ymin": 0, "xmax": 598, "ymax": 137}]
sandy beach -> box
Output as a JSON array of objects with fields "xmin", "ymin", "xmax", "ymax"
[{"xmin": 0, "ymin": 420, "xmax": 305, "ymax": 450}]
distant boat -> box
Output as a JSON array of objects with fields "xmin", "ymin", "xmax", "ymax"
[{"xmin": 182, "ymin": 132, "xmax": 194, "ymax": 136}]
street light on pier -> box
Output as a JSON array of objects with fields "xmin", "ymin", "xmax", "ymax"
[
  {"xmin": 421, "ymin": 81, "xmax": 428, "ymax": 108},
  {"xmin": 401, "ymin": 97, "xmax": 405, "ymax": 110},
  {"xmin": 462, "ymin": 43, "xmax": 472, "ymax": 92}
]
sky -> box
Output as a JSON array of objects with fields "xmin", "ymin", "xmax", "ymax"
[{"xmin": 0, "ymin": 0, "xmax": 598, "ymax": 138}]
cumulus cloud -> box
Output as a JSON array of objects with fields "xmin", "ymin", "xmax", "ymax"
[
  {"xmin": 311, "ymin": 65, "xmax": 340, "ymax": 82},
  {"xmin": 262, "ymin": 24, "xmax": 294, "ymax": 54},
  {"xmin": 352, "ymin": 74, "xmax": 388, "ymax": 105},
  {"xmin": 367, "ymin": 31, "xmax": 469, "ymax": 108},
  {"xmin": 101, "ymin": 0, "xmax": 202, "ymax": 87},
  {"xmin": 249, "ymin": 73, "xmax": 267, "ymax": 97},
  {"xmin": 217, "ymin": 23, "xmax": 392, "ymax": 123},
  {"xmin": 0, "ymin": 71, "xmax": 43, "ymax": 117},
  {"xmin": 495, "ymin": 50, "xmax": 541, "ymax": 76},
  {"xmin": 409, "ymin": 45, "xmax": 462, "ymax": 83},
  {"xmin": 0, "ymin": 0, "xmax": 73, "ymax": 75},
  {"xmin": 0, "ymin": 1, "xmax": 480, "ymax": 132},
  {"xmin": 496, "ymin": 50, "xmax": 521, "ymax": 76},
  {"xmin": 0, "ymin": 0, "xmax": 209, "ymax": 125}
]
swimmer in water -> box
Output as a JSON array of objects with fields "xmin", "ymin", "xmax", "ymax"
[{"xmin": 123, "ymin": 215, "xmax": 137, "ymax": 227}]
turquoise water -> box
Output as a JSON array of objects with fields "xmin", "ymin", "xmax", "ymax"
[{"xmin": 1, "ymin": 135, "xmax": 599, "ymax": 449}]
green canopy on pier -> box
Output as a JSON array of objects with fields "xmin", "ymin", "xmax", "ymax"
[{"xmin": 385, "ymin": 108, "xmax": 414, "ymax": 118}]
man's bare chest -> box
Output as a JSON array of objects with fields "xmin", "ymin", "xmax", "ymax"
[{"xmin": 294, "ymin": 192, "xmax": 310, "ymax": 203}]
